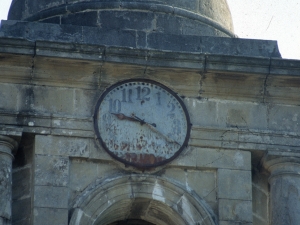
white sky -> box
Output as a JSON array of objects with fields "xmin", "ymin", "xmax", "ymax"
[{"xmin": 0, "ymin": 0, "xmax": 299, "ymax": 59}]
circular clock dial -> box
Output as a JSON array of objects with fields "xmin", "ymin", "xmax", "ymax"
[{"xmin": 94, "ymin": 79, "xmax": 191, "ymax": 168}]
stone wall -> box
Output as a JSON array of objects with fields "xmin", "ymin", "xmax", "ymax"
[{"xmin": 0, "ymin": 32, "xmax": 299, "ymax": 224}]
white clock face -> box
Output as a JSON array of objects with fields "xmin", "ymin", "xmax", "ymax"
[{"xmin": 94, "ymin": 79, "xmax": 191, "ymax": 168}]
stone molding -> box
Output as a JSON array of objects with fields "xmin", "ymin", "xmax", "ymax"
[
  {"xmin": 0, "ymin": 24, "xmax": 281, "ymax": 58},
  {"xmin": 262, "ymin": 153, "xmax": 300, "ymax": 180},
  {"xmin": 0, "ymin": 135, "xmax": 19, "ymax": 158},
  {"xmin": 1, "ymin": 118, "xmax": 300, "ymax": 154},
  {"xmin": 69, "ymin": 174, "xmax": 217, "ymax": 225}
]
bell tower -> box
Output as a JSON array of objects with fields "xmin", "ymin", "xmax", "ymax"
[{"xmin": 2, "ymin": 0, "xmax": 298, "ymax": 225}]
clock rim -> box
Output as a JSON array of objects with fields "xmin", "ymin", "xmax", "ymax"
[{"xmin": 93, "ymin": 78, "xmax": 191, "ymax": 169}]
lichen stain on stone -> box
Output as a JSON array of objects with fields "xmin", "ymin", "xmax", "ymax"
[
  {"xmin": 177, "ymin": 195, "xmax": 193, "ymax": 221},
  {"xmin": 233, "ymin": 152, "xmax": 244, "ymax": 168},
  {"xmin": 0, "ymin": 160, "xmax": 11, "ymax": 217},
  {"xmin": 53, "ymin": 158, "xmax": 68, "ymax": 172},
  {"xmin": 292, "ymin": 113, "xmax": 298, "ymax": 122},
  {"xmin": 75, "ymin": 209, "xmax": 83, "ymax": 225},
  {"xmin": 152, "ymin": 180, "xmax": 165, "ymax": 203}
]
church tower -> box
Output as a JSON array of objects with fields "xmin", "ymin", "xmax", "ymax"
[{"xmin": 1, "ymin": 0, "xmax": 300, "ymax": 225}]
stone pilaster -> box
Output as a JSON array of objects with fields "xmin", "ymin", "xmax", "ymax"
[
  {"xmin": 263, "ymin": 153, "xmax": 300, "ymax": 225},
  {"xmin": 0, "ymin": 136, "xmax": 18, "ymax": 225}
]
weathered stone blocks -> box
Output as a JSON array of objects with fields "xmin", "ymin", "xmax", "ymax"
[
  {"xmin": 219, "ymin": 199, "xmax": 252, "ymax": 222},
  {"xmin": 35, "ymin": 135, "xmax": 89, "ymax": 157},
  {"xmin": 218, "ymin": 169, "xmax": 252, "ymax": 200},
  {"xmin": 34, "ymin": 186, "xmax": 68, "ymax": 208},
  {"xmin": 33, "ymin": 208, "xmax": 68, "ymax": 225},
  {"xmin": 35, "ymin": 155, "xmax": 69, "ymax": 186}
]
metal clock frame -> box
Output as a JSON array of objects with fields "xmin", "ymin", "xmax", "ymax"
[{"xmin": 94, "ymin": 78, "xmax": 191, "ymax": 169}]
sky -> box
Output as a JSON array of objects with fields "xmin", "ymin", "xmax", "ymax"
[{"xmin": 0, "ymin": 0, "xmax": 299, "ymax": 60}]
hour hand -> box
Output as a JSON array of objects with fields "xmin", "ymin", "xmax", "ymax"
[
  {"xmin": 131, "ymin": 114, "xmax": 156, "ymax": 127},
  {"xmin": 111, "ymin": 113, "xmax": 141, "ymax": 123}
]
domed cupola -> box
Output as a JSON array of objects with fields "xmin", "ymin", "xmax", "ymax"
[{"xmin": 8, "ymin": 0, "xmax": 235, "ymax": 37}]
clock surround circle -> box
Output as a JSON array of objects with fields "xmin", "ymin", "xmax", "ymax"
[{"xmin": 94, "ymin": 79, "xmax": 191, "ymax": 169}]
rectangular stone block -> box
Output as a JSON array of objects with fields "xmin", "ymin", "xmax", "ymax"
[
  {"xmin": 253, "ymin": 215, "xmax": 268, "ymax": 225},
  {"xmin": 35, "ymin": 154, "xmax": 69, "ymax": 186},
  {"xmin": 267, "ymin": 104, "xmax": 300, "ymax": 133},
  {"xmin": 13, "ymin": 218, "xmax": 31, "ymax": 225},
  {"xmin": 34, "ymin": 186, "xmax": 68, "ymax": 208},
  {"xmin": 0, "ymin": 84, "xmax": 23, "ymax": 111},
  {"xmin": 35, "ymin": 135, "xmax": 89, "ymax": 157},
  {"xmin": 12, "ymin": 198, "xmax": 31, "ymax": 223},
  {"xmin": 99, "ymin": 11, "xmax": 154, "ymax": 31},
  {"xmin": 83, "ymin": 27, "xmax": 137, "ymax": 47},
  {"xmin": 188, "ymin": 98, "xmax": 268, "ymax": 130},
  {"xmin": 69, "ymin": 158, "xmax": 96, "ymax": 192},
  {"xmin": 163, "ymin": 169, "xmax": 216, "ymax": 200},
  {"xmin": 89, "ymin": 138, "xmax": 114, "ymax": 161},
  {"xmin": 200, "ymin": 73, "xmax": 266, "ymax": 103},
  {"xmin": 218, "ymin": 169, "xmax": 252, "ymax": 200},
  {"xmin": 74, "ymin": 89, "xmax": 100, "ymax": 118},
  {"xmin": 156, "ymin": 14, "xmax": 183, "ymax": 35},
  {"xmin": 137, "ymin": 31, "xmax": 146, "ymax": 48},
  {"xmin": 171, "ymin": 147, "xmax": 251, "ymax": 171},
  {"xmin": 33, "ymin": 56, "xmax": 100, "ymax": 90},
  {"xmin": 61, "ymin": 11, "xmax": 98, "ymax": 27},
  {"xmin": 29, "ymin": 85, "xmax": 75, "ymax": 115},
  {"xmin": 219, "ymin": 199, "xmax": 253, "ymax": 222},
  {"xmin": 69, "ymin": 158, "xmax": 118, "ymax": 192},
  {"xmin": 12, "ymin": 167, "xmax": 31, "ymax": 200},
  {"xmin": 0, "ymin": 53, "xmax": 32, "ymax": 81},
  {"xmin": 51, "ymin": 116, "xmax": 93, "ymax": 131},
  {"xmin": 206, "ymin": 55, "xmax": 270, "ymax": 74},
  {"xmin": 147, "ymin": 33, "xmax": 201, "ymax": 53},
  {"xmin": 33, "ymin": 207, "xmax": 68, "ymax": 225},
  {"xmin": 27, "ymin": 0, "xmax": 64, "ymax": 15}
]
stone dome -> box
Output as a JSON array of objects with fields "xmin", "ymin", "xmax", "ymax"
[{"xmin": 8, "ymin": 0, "xmax": 235, "ymax": 37}]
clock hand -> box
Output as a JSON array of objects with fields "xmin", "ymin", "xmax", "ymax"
[
  {"xmin": 112, "ymin": 113, "xmax": 180, "ymax": 146},
  {"xmin": 145, "ymin": 123, "xmax": 181, "ymax": 146},
  {"xmin": 131, "ymin": 114, "xmax": 180, "ymax": 145},
  {"xmin": 111, "ymin": 113, "xmax": 141, "ymax": 123},
  {"xmin": 131, "ymin": 114, "xmax": 156, "ymax": 127}
]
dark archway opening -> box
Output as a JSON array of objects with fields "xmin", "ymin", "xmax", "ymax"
[{"xmin": 108, "ymin": 219, "xmax": 155, "ymax": 225}]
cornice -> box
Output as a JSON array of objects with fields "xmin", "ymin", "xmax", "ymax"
[
  {"xmin": 0, "ymin": 38, "xmax": 298, "ymax": 105},
  {"xmin": 0, "ymin": 111, "xmax": 299, "ymax": 153}
]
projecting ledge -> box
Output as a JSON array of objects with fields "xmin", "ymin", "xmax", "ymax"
[{"xmin": 0, "ymin": 20, "xmax": 280, "ymax": 58}]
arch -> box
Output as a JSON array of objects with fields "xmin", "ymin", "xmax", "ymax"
[{"xmin": 69, "ymin": 174, "xmax": 217, "ymax": 225}]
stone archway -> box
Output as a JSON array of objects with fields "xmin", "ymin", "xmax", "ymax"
[{"xmin": 69, "ymin": 175, "xmax": 217, "ymax": 225}]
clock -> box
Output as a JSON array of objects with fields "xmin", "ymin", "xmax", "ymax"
[{"xmin": 94, "ymin": 79, "xmax": 191, "ymax": 169}]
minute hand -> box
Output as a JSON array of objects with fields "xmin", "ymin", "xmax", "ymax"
[{"xmin": 143, "ymin": 122, "xmax": 181, "ymax": 146}]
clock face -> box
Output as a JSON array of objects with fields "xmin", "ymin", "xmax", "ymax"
[{"xmin": 94, "ymin": 79, "xmax": 191, "ymax": 168}]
